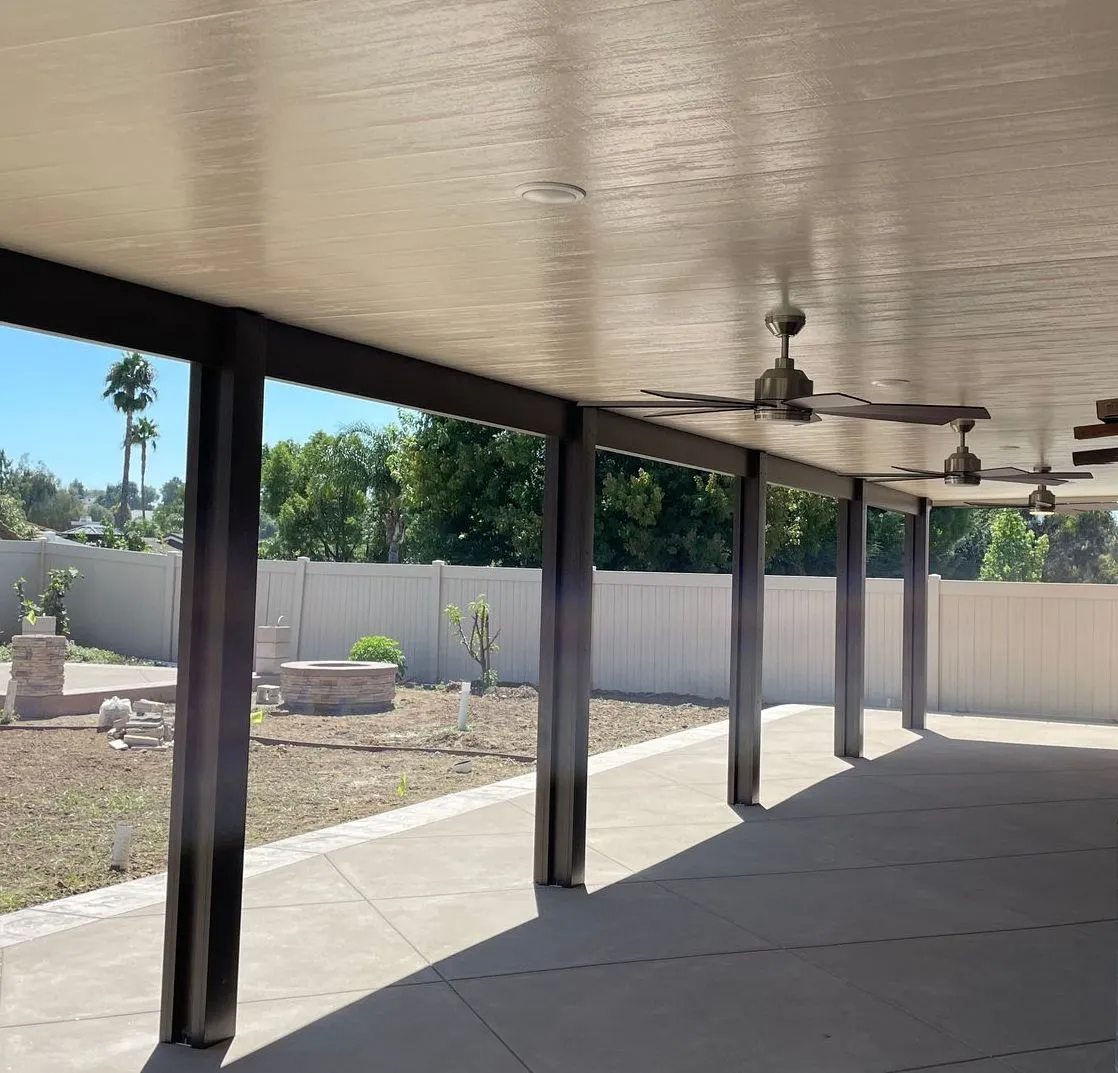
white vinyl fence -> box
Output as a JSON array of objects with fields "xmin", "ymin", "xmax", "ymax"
[{"xmin": 3, "ymin": 539, "xmax": 1118, "ymax": 722}]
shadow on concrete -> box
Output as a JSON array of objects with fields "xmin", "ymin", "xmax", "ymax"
[{"xmin": 138, "ymin": 726, "xmax": 1118, "ymax": 1073}]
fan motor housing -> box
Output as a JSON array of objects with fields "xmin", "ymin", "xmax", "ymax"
[
  {"xmin": 753, "ymin": 364, "xmax": 814, "ymax": 422},
  {"xmin": 943, "ymin": 446, "xmax": 982, "ymax": 486},
  {"xmin": 1028, "ymin": 487, "xmax": 1056, "ymax": 515}
]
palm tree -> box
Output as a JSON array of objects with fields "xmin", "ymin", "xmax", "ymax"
[
  {"xmin": 130, "ymin": 417, "xmax": 159, "ymax": 522},
  {"xmin": 103, "ymin": 353, "xmax": 157, "ymax": 527}
]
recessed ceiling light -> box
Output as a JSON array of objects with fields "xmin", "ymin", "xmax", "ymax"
[
  {"xmin": 515, "ymin": 181, "xmax": 586, "ymax": 205},
  {"xmin": 870, "ymin": 378, "xmax": 910, "ymax": 388}
]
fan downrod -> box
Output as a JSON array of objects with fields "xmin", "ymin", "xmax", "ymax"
[
  {"xmin": 755, "ymin": 306, "xmax": 813, "ymax": 422},
  {"xmin": 945, "ymin": 418, "xmax": 982, "ymax": 485}
]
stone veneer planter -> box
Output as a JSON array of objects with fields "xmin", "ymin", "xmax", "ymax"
[{"xmin": 279, "ymin": 660, "xmax": 396, "ymax": 715}]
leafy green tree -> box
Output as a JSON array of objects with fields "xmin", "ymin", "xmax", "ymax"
[
  {"xmin": 765, "ymin": 487, "xmax": 836, "ymax": 574},
  {"xmin": 129, "ymin": 417, "xmax": 159, "ymax": 521},
  {"xmin": 260, "ymin": 432, "xmax": 377, "ymax": 561},
  {"xmin": 398, "ymin": 416, "xmax": 545, "ymax": 566},
  {"xmin": 0, "ymin": 456, "xmax": 79, "ymax": 531},
  {"xmin": 930, "ymin": 507, "xmax": 977, "ymax": 577},
  {"xmin": 98, "ymin": 481, "xmax": 135, "ymax": 509},
  {"xmin": 160, "ymin": 476, "xmax": 185, "ymax": 507},
  {"xmin": 152, "ymin": 477, "xmax": 185, "ymax": 535},
  {"xmin": 102, "ymin": 352, "xmax": 157, "ymax": 526},
  {"xmin": 866, "ymin": 508, "xmax": 904, "ymax": 578},
  {"xmin": 97, "ymin": 481, "xmax": 155, "ymax": 511},
  {"xmin": 1034, "ymin": 511, "xmax": 1118, "ymax": 583},
  {"xmin": 0, "ymin": 493, "xmax": 34, "ymax": 539},
  {"xmin": 346, "ymin": 424, "xmax": 408, "ymax": 563},
  {"xmin": 980, "ymin": 510, "xmax": 1049, "ymax": 581},
  {"xmin": 595, "ymin": 455, "xmax": 734, "ymax": 572}
]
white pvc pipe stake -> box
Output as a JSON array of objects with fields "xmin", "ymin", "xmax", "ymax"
[
  {"xmin": 458, "ymin": 680, "xmax": 471, "ymax": 731},
  {"xmin": 110, "ymin": 824, "xmax": 134, "ymax": 871}
]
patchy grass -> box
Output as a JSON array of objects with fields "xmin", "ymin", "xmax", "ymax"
[
  {"xmin": 0, "ymin": 686, "xmax": 727, "ymax": 912},
  {"xmin": 64, "ymin": 643, "xmax": 157, "ymax": 665},
  {"xmin": 0, "ymin": 641, "xmax": 156, "ymax": 665}
]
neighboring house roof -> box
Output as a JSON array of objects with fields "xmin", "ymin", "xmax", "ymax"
[{"xmin": 60, "ymin": 523, "xmax": 112, "ymax": 537}]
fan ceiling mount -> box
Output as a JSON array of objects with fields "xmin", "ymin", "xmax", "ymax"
[
  {"xmin": 580, "ymin": 305, "xmax": 991, "ymax": 426},
  {"xmin": 855, "ymin": 426, "xmax": 1095, "ymax": 488}
]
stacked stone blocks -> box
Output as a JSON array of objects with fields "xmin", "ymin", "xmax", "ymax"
[{"xmin": 10, "ymin": 634, "xmax": 67, "ymax": 697}]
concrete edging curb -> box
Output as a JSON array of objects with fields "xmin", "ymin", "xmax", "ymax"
[{"xmin": 0, "ymin": 704, "xmax": 818, "ymax": 948}]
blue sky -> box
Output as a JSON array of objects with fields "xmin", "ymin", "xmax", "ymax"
[{"xmin": 0, "ymin": 324, "xmax": 401, "ymax": 491}]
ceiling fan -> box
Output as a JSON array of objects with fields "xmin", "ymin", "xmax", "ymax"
[
  {"xmin": 1071, "ymin": 397, "xmax": 1118, "ymax": 467},
  {"xmin": 580, "ymin": 306, "xmax": 991, "ymax": 426},
  {"xmin": 965, "ymin": 481, "xmax": 1114, "ymax": 517},
  {"xmin": 854, "ymin": 421, "xmax": 1095, "ymax": 487}
]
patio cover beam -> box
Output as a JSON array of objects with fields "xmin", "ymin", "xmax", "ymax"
[
  {"xmin": 727, "ymin": 451, "xmax": 767, "ymax": 805},
  {"xmin": 595, "ymin": 411, "xmax": 747, "ymax": 476},
  {"xmin": 865, "ymin": 482, "xmax": 922, "ymax": 515},
  {"xmin": 0, "ymin": 247, "xmax": 220, "ymax": 366},
  {"xmin": 535, "ymin": 406, "xmax": 596, "ymax": 886},
  {"xmin": 834, "ymin": 479, "xmax": 867, "ymax": 758},
  {"xmin": 902, "ymin": 497, "xmax": 932, "ymax": 730},
  {"xmin": 766, "ymin": 454, "xmax": 853, "ymax": 500},
  {"xmin": 0, "ymin": 248, "xmax": 894, "ymax": 503},
  {"xmin": 160, "ymin": 311, "xmax": 265, "ymax": 1047},
  {"xmin": 266, "ymin": 321, "xmax": 567, "ymax": 438}
]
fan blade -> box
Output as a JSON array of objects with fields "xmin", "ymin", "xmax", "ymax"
[
  {"xmin": 645, "ymin": 407, "xmax": 752, "ymax": 418},
  {"xmin": 964, "ymin": 501, "xmax": 1026, "ymax": 508},
  {"xmin": 640, "ymin": 388, "xmax": 755, "ymax": 405},
  {"xmin": 979, "ymin": 467, "xmax": 1064, "ymax": 484},
  {"xmin": 578, "ymin": 399, "xmax": 752, "ymax": 410},
  {"xmin": 893, "ymin": 466, "xmax": 946, "ymax": 476},
  {"xmin": 1073, "ymin": 423, "xmax": 1118, "ymax": 440},
  {"xmin": 1026, "ymin": 470, "xmax": 1093, "ymax": 481},
  {"xmin": 1057, "ymin": 501, "xmax": 1118, "ymax": 513},
  {"xmin": 851, "ymin": 473, "xmax": 945, "ymax": 482},
  {"xmin": 1074, "ymin": 446, "xmax": 1118, "ymax": 467},
  {"xmin": 811, "ymin": 402, "xmax": 991, "ymax": 425},
  {"xmin": 785, "ymin": 392, "xmax": 871, "ymax": 410}
]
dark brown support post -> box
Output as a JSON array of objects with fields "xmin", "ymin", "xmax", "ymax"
[
  {"xmin": 161, "ymin": 311, "xmax": 266, "ymax": 1047},
  {"xmin": 728, "ymin": 451, "xmax": 766, "ymax": 805},
  {"xmin": 535, "ymin": 406, "xmax": 596, "ymax": 887},
  {"xmin": 834, "ymin": 479, "xmax": 867, "ymax": 758},
  {"xmin": 902, "ymin": 497, "xmax": 931, "ymax": 730}
]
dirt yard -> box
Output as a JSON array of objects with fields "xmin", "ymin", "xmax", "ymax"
[{"xmin": 0, "ymin": 686, "xmax": 726, "ymax": 912}]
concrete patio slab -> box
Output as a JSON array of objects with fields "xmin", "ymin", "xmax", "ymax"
[
  {"xmin": 0, "ymin": 662, "xmax": 176, "ymax": 717},
  {"xmin": 1003, "ymin": 1041, "xmax": 1114, "ymax": 1071},
  {"xmin": 454, "ymin": 950, "xmax": 982, "ymax": 1072},
  {"xmin": 799, "ymin": 920, "xmax": 1116, "ymax": 1056},
  {"xmin": 662, "ymin": 862, "xmax": 1039, "ymax": 946},
  {"xmin": 373, "ymin": 879, "xmax": 773, "ymax": 979},
  {"xmin": 0, "ymin": 705, "xmax": 1116, "ymax": 1071}
]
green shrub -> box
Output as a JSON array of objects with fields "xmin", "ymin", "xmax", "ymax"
[{"xmin": 349, "ymin": 635, "xmax": 406, "ymax": 680}]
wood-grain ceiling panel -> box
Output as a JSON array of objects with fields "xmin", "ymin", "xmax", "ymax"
[{"xmin": 3, "ymin": 0, "xmax": 1118, "ymax": 504}]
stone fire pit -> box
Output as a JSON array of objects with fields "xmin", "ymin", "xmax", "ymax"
[{"xmin": 279, "ymin": 660, "xmax": 396, "ymax": 715}]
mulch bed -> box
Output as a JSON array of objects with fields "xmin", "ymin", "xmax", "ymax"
[{"xmin": 0, "ymin": 685, "xmax": 726, "ymax": 912}]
